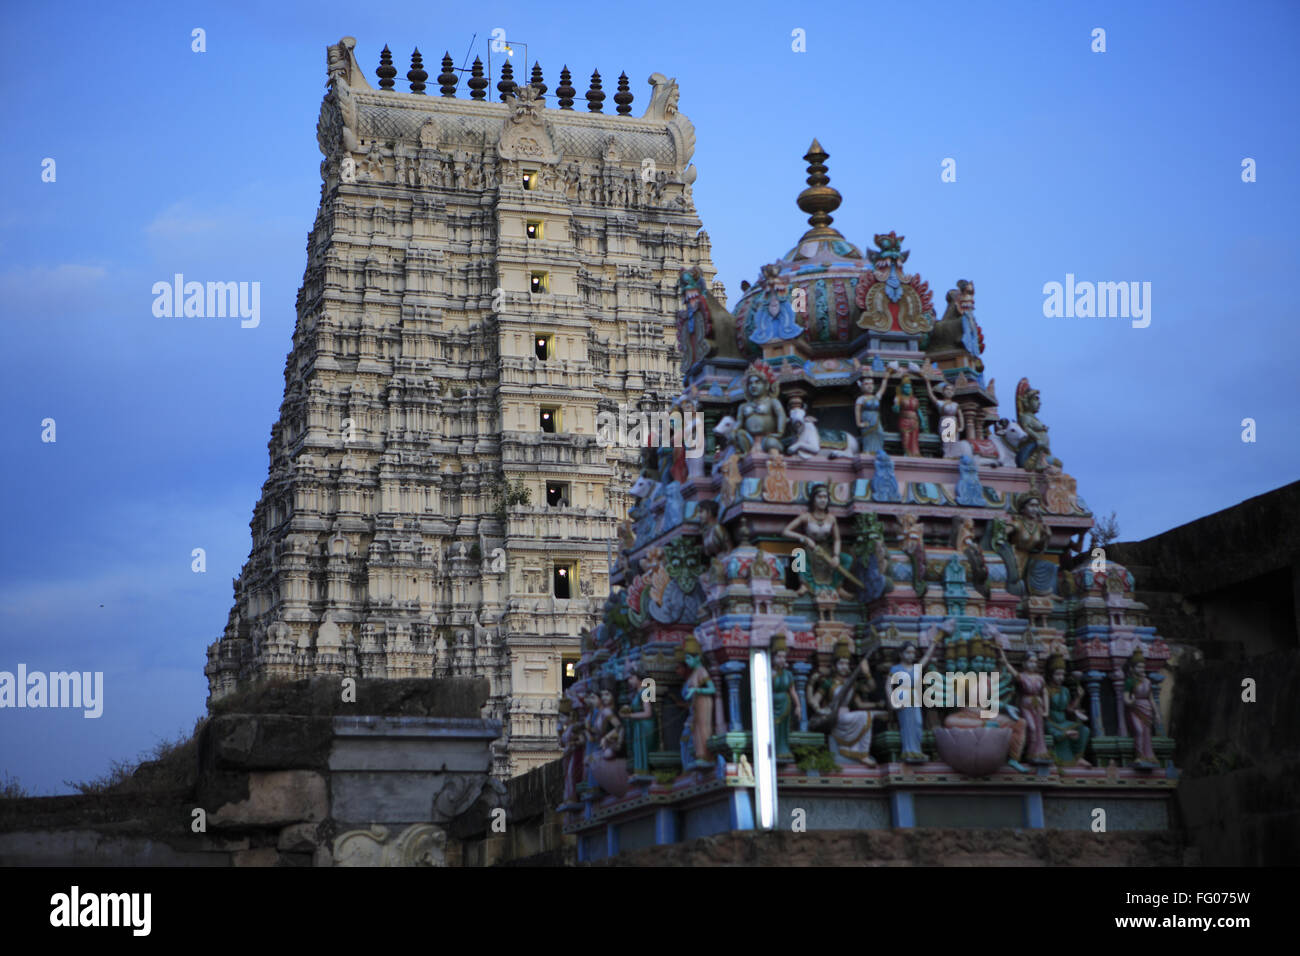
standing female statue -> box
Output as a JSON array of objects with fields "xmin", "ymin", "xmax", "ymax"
[
  {"xmin": 854, "ymin": 371, "xmax": 891, "ymax": 456},
  {"xmin": 889, "ymin": 626, "xmax": 945, "ymax": 762},
  {"xmin": 680, "ymin": 638, "xmax": 716, "ymax": 767},
  {"xmin": 559, "ymin": 698, "xmax": 585, "ymax": 804},
  {"xmin": 997, "ymin": 645, "xmax": 1052, "ymax": 763},
  {"xmin": 923, "ymin": 375, "xmax": 965, "ymax": 458},
  {"xmin": 892, "ymin": 376, "xmax": 926, "ymax": 457},
  {"xmin": 621, "ymin": 671, "xmax": 657, "ymax": 775},
  {"xmin": 1124, "ymin": 651, "xmax": 1159, "ymax": 769}
]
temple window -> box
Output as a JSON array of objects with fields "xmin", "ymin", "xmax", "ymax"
[
  {"xmin": 540, "ymin": 406, "xmax": 560, "ymax": 433},
  {"xmin": 547, "ymin": 481, "xmax": 570, "ymax": 507},
  {"xmin": 553, "ymin": 563, "xmax": 574, "ymax": 599}
]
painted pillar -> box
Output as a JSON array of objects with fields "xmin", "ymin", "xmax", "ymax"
[
  {"xmin": 1111, "ymin": 667, "xmax": 1128, "ymax": 744},
  {"xmin": 1084, "ymin": 669, "xmax": 1104, "ymax": 732},
  {"xmin": 654, "ymin": 808, "xmax": 679, "ymax": 845},
  {"xmin": 1024, "ymin": 791, "xmax": 1045, "ymax": 829},
  {"xmin": 890, "ymin": 791, "xmax": 915, "ymax": 828},
  {"xmin": 729, "ymin": 788, "xmax": 756, "ymax": 831},
  {"xmin": 721, "ymin": 660, "xmax": 746, "ymax": 730}
]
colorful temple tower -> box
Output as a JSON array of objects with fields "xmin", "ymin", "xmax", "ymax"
[{"xmin": 561, "ymin": 142, "xmax": 1176, "ymax": 858}]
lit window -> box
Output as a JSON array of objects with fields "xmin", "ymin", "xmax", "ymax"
[
  {"xmin": 547, "ymin": 482, "xmax": 570, "ymax": 507},
  {"xmin": 522, "ymin": 170, "xmax": 536, "ymax": 190},
  {"xmin": 534, "ymin": 333, "xmax": 552, "ymax": 361},
  {"xmin": 530, "ymin": 272, "xmax": 549, "ymax": 294},
  {"xmin": 525, "ymin": 220, "xmax": 543, "ymax": 240},
  {"xmin": 540, "ymin": 406, "xmax": 560, "ymax": 433},
  {"xmin": 553, "ymin": 564, "xmax": 573, "ymax": 599}
]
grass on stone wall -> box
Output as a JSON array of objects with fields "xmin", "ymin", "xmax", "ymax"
[
  {"xmin": 61, "ymin": 717, "xmax": 206, "ymax": 796},
  {"xmin": 0, "ymin": 771, "xmax": 30, "ymax": 800}
]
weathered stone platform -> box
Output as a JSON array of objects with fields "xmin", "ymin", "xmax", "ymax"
[{"xmin": 0, "ymin": 678, "xmax": 500, "ymax": 866}]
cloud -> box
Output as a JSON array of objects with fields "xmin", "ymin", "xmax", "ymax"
[
  {"xmin": 0, "ymin": 262, "xmax": 106, "ymax": 289},
  {"xmin": 0, "ymin": 264, "xmax": 110, "ymax": 321},
  {"xmin": 144, "ymin": 201, "xmax": 233, "ymax": 241}
]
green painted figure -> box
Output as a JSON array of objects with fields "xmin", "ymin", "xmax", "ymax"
[
  {"xmin": 771, "ymin": 636, "xmax": 800, "ymax": 760},
  {"xmin": 621, "ymin": 671, "xmax": 658, "ymax": 775},
  {"xmin": 1045, "ymin": 656, "xmax": 1092, "ymax": 767}
]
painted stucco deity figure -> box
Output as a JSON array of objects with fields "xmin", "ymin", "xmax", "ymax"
[
  {"xmin": 889, "ymin": 625, "xmax": 947, "ymax": 762},
  {"xmin": 1045, "ymin": 657, "xmax": 1091, "ymax": 767},
  {"xmin": 783, "ymin": 483, "xmax": 855, "ymax": 599},
  {"xmin": 733, "ymin": 360, "xmax": 786, "ymax": 454},
  {"xmin": 997, "ymin": 645, "xmax": 1052, "ymax": 763},
  {"xmin": 936, "ymin": 621, "xmax": 1030, "ymax": 773},
  {"xmin": 1005, "ymin": 493, "xmax": 1054, "ymax": 596},
  {"xmin": 829, "ymin": 641, "xmax": 885, "ymax": 766},
  {"xmin": 559, "ymin": 698, "xmax": 585, "ymax": 804},
  {"xmin": 697, "ymin": 499, "xmax": 731, "ymax": 559},
  {"xmin": 1124, "ymin": 651, "xmax": 1159, "ymax": 769},
  {"xmin": 582, "ymin": 689, "xmax": 603, "ymax": 785},
  {"xmin": 749, "ymin": 263, "xmax": 804, "ymax": 344},
  {"xmin": 675, "ymin": 265, "xmax": 740, "ymax": 372},
  {"xmin": 854, "ymin": 372, "xmax": 891, "ymax": 455},
  {"xmin": 1014, "ymin": 378, "xmax": 1052, "ymax": 471},
  {"xmin": 941, "ymin": 648, "xmax": 1029, "ymax": 773},
  {"xmin": 924, "ymin": 375, "xmax": 965, "ymax": 458},
  {"xmin": 1043, "ymin": 457, "xmax": 1080, "ymax": 515},
  {"xmin": 621, "ymin": 671, "xmax": 657, "ymax": 775},
  {"xmin": 593, "ymin": 688, "xmax": 624, "ymax": 760},
  {"xmin": 806, "ymin": 653, "xmax": 835, "ymax": 732},
  {"xmin": 892, "ymin": 376, "xmax": 926, "ymax": 457},
  {"xmin": 771, "ymin": 636, "xmax": 800, "ymax": 761},
  {"xmin": 680, "ymin": 638, "xmax": 716, "ymax": 767}
]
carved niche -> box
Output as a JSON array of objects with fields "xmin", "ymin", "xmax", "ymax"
[{"xmin": 497, "ymin": 85, "xmax": 559, "ymax": 165}]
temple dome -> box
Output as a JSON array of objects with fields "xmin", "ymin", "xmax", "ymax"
[{"xmin": 732, "ymin": 141, "xmax": 866, "ymax": 349}]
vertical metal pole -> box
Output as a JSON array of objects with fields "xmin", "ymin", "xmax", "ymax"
[{"xmin": 749, "ymin": 648, "xmax": 778, "ymax": 830}]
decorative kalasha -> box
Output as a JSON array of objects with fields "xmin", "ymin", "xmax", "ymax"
[{"xmin": 562, "ymin": 141, "xmax": 1176, "ymax": 849}]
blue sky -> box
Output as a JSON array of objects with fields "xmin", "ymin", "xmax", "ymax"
[{"xmin": 1, "ymin": 0, "xmax": 1296, "ymax": 793}]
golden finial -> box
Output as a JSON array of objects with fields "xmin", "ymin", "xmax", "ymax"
[{"xmin": 797, "ymin": 138, "xmax": 845, "ymax": 241}]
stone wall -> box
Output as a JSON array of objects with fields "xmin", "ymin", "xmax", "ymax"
[
  {"xmin": 577, "ymin": 828, "xmax": 1185, "ymax": 867},
  {"xmin": 450, "ymin": 758, "xmax": 570, "ymax": 866},
  {"xmin": 1109, "ymin": 480, "xmax": 1300, "ymax": 866},
  {"xmin": 0, "ymin": 678, "xmax": 499, "ymax": 866}
]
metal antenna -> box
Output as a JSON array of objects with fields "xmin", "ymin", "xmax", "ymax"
[{"xmin": 456, "ymin": 33, "xmax": 477, "ymax": 77}]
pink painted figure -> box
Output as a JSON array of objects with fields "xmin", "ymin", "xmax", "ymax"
[
  {"xmin": 997, "ymin": 645, "xmax": 1052, "ymax": 763},
  {"xmin": 1125, "ymin": 651, "xmax": 1159, "ymax": 768}
]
